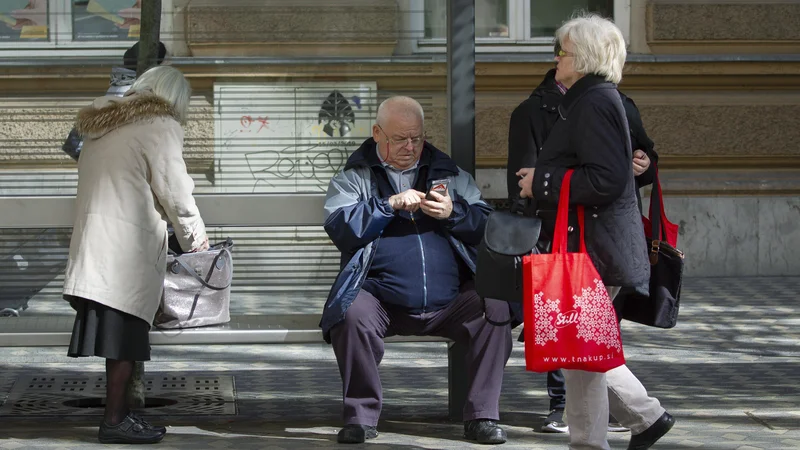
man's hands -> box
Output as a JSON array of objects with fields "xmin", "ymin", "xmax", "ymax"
[
  {"xmin": 633, "ymin": 149, "xmax": 651, "ymax": 176},
  {"xmin": 420, "ymin": 191, "xmax": 453, "ymax": 220},
  {"xmin": 516, "ymin": 168, "xmax": 535, "ymax": 199},
  {"xmin": 389, "ymin": 189, "xmax": 425, "ymax": 212},
  {"xmin": 389, "ymin": 189, "xmax": 453, "ymax": 219}
]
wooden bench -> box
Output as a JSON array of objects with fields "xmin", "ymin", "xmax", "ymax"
[{"xmin": 0, "ymin": 314, "xmax": 469, "ymax": 420}]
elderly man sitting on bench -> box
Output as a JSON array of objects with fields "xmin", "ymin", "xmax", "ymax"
[{"xmin": 320, "ymin": 96, "xmax": 512, "ymax": 445}]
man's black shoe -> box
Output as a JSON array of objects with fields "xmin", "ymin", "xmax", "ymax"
[
  {"xmin": 464, "ymin": 419, "xmax": 507, "ymax": 445},
  {"xmin": 98, "ymin": 414, "xmax": 166, "ymax": 444},
  {"xmin": 628, "ymin": 412, "xmax": 675, "ymax": 450},
  {"xmin": 337, "ymin": 424, "xmax": 378, "ymax": 444}
]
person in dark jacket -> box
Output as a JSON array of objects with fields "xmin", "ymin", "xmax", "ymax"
[
  {"xmin": 507, "ymin": 69, "xmax": 658, "ymax": 208},
  {"xmin": 322, "ymin": 96, "xmax": 512, "ymax": 445},
  {"xmin": 517, "ymin": 14, "xmax": 674, "ymax": 450},
  {"xmin": 62, "ymin": 41, "xmax": 168, "ymax": 161},
  {"xmin": 508, "ymin": 61, "xmax": 660, "ymax": 436}
]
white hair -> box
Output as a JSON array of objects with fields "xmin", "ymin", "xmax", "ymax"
[
  {"xmin": 375, "ymin": 96, "xmax": 424, "ymax": 126},
  {"xmin": 131, "ymin": 65, "xmax": 191, "ymax": 124},
  {"xmin": 555, "ymin": 13, "xmax": 627, "ymax": 85}
]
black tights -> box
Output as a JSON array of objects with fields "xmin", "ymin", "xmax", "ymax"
[{"xmin": 105, "ymin": 359, "xmax": 134, "ymax": 425}]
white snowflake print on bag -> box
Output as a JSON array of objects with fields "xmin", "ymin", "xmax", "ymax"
[
  {"xmin": 533, "ymin": 279, "xmax": 622, "ymax": 352},
  {"xmin": 572, "ymin": 279, "xmax": 623, "ymax": 352},
  {"xmin": 533, "ymin": 292, "xmax": 561, "ymax": 346}
]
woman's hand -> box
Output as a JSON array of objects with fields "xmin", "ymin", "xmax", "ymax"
[
  {"xmin": 516, "ymin": 168, "xmax": 535, "ymax": 198},
  {"xmin": 633, "ymin": 150, "xmax": 651, "ymax": 176},
  {"xmin": 189, "ymin": 237, "xmax": 209, "ymax": 253}
]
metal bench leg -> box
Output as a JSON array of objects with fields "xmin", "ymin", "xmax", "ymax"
[{"xmin": 447, "ymin": 341, "xmax": 468, "ymax": 422}]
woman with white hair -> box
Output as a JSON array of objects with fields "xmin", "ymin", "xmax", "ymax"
[
  {"xmin": 63, "ymin": 65, "xmax": 208, "ymax": 444},
  {"xmin": 517, "ymin": 14, "xmax": 675, "ymax": 450}
]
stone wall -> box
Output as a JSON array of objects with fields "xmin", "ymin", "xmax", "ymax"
[
  {"xmin": 646, "ymin": 0, "xmax": 800, "ymax": 53},
  {"xmin": 4, "ymin": 87, "xmax": 800, "ymax": 169},
  {"xmin": 181, "ymin": 0, "xmax": 398, "ymax": 57},
  {"xmin": 0, "ymin": 98, "xmax": 214, "ymax": 174}
]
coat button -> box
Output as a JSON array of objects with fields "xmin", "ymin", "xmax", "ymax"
[
  {"xmin": 543, "ymin": 181, "xmax": 549, "ymax": 187},
  {"xmin": 545, "ymin": 173, "xmax": 551, "ymax": 179},
  {"xmin": 568, "ymin": 226, "xmax": 574, "ymax": 232},
  {"xmin": 592, "ymin": 214, "xmax": 598, "ymax": 218},
  {"xmin": 593, "ymin": 206, "xmax": 598, "ymax": 210},
  {"xmin": 543, "ymin": 104, "xmax": 547, "ymax": 108},
  {"xmin": 544, "ymin": 191, "xmax": 549, "ymax": 196}
]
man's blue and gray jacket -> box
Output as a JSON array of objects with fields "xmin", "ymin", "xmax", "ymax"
[{"xmin": 319, "ymin": 138, "xmax": 492, "ymax": 341}]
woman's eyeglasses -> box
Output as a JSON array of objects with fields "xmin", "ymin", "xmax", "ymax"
[{"xmin": 554, "ymin": 42, "xmax": 574, "ymax": 58}]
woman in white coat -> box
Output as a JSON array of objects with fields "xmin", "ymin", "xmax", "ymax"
[{"xmin": 63, "ymin": 65, "xmax": 208, "ymax": 444}]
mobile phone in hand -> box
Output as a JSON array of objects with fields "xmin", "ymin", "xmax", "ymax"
[{"xmin": 426, "ymin": 179, "xmax": 450, "ymax": 200}]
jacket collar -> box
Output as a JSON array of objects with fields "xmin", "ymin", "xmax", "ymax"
[
  {"xmin": 345, "ymin": 138, "xmax": 459, "ymax": 179},
  {"xmin": 558, "ymin": 74, "xmax": 613, "ymax": 118},
  {"xmin": 532, "ymin": 68, "xmax": 563, "ymax": 111},
  {"xmin": 76, "ymin": 93, "xmax": 179, "ymax": 139}
]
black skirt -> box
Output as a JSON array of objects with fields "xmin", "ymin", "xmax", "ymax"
[{"xmin": 66, "ymin": 295, "xmax": 151, "ymax": 361}]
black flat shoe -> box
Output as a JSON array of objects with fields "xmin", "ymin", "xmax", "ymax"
[
  {"xmin": 628, "ymin": 412, "xmax": 675, "ymax": 450},
  {"xmin": 129, "ymin": 412, "xmax": 167, "ymax": 434},
  {"xmin": 337, "ymin": 424, "xmax": 378, "ymax": 444},
  {"xmin": 464, "ymin": 419, "xmax": 507, "ymax": 445},
  {"xmin": 98, "ymin": 413, "xmax": 166, "ymax": 444}
]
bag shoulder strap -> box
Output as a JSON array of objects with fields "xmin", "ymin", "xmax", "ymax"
[
  {"xmin": 552, "ymin": 170, "xmax": 587, "ymax": 254},
  {"xmin": 174, "ymin": 247, "xmax": 233, "ymax": 291},
  {"xmin": 648, "ymin": 167, "xmax": 670, "ymax": 242}
]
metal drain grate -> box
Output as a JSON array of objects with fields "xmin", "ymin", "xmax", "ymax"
[{"xmin": 0, "ymin": 374, "xmax": 236, "ymax": 416}]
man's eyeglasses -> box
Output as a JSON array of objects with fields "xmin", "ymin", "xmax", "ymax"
[{"xmin": 378, "ymin": 125, "xmax": 425, "ymax": 148}]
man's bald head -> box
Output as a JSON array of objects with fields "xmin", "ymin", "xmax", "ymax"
[
  {"xmin": 372, "ymin": 96, "xmax": 426, "ymax": 170},
  {"xmin": 376, "ymin": 96, "xmax": 425, "ymax": 127}
]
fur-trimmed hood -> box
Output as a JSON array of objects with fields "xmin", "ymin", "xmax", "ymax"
[{"xmin": 75, "ymin": 92, "xmax": 180, "ymax": 140}]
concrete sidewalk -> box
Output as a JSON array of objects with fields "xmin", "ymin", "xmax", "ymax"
[{"xmin": 1, "ymin": 277, "xmax": 798, "ymax": 449}]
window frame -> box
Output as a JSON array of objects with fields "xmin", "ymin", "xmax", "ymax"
[
  {"xmin": 408, "ymin": 0, "xmax": 630, "ymax": 54},
  {"xmin": 0, "ymin": 0, "xmax": 173, "ymax": 57}
]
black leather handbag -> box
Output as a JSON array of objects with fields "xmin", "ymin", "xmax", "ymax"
[
  {"xmin": 618, "ymin": 172, "xmax": 685, "ymax": 328},
  {"xmin": 475, "ymin": 199, "xmax": 543, "ymax": 303}
]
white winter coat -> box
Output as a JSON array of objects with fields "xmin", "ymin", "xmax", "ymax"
[{"xmin": 62, "ymin": 93, "xmax": 207, "ymax": 323}]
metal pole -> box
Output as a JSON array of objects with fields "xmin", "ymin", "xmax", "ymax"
[
  {"xmin": 131, "ymin": 0, "xmax": 164, "ymax": 410},
  {"xmin": 136, "ymin": 0, "xmax": 163, "ymax": 77},
  {"xmin": 446, "ymin": 0, "xmax": 476, "ymax": 176}
]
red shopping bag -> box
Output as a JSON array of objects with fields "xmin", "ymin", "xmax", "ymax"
[{"xmin": 522, "ymin": 170, "xmax": 625, "ymax": 373}]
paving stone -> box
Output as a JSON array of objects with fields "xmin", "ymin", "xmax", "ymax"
[{"xmin": 0, "ymin": 277, "xmax": 798, "ymax": 448}]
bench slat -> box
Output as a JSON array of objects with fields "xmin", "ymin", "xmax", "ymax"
[{"xmin": 0, "ymin": 315, "xmax": 451, "ymax": 347}]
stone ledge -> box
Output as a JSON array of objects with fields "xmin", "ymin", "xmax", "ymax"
[
  {"xmin": 655, "ymin": 169, "xmax": 800, "ymax": 196},
  {"xmin": 476, "ymin": 166, "xmax": 800, "ymax": 199}
]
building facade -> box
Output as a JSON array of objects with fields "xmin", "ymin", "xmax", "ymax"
[{"xmin": 1, "ymin": 0, "xmax": 799, "ymax": 279}]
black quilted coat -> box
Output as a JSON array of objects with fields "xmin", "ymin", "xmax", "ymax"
[{"xmin": 531, "ymin": 75, "xmax": 650, "ymax": 287}]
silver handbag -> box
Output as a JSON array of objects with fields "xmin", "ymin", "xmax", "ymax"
[{"xmin": 154, "ymin": 239, "xmax": 233, "ymax": 329}]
